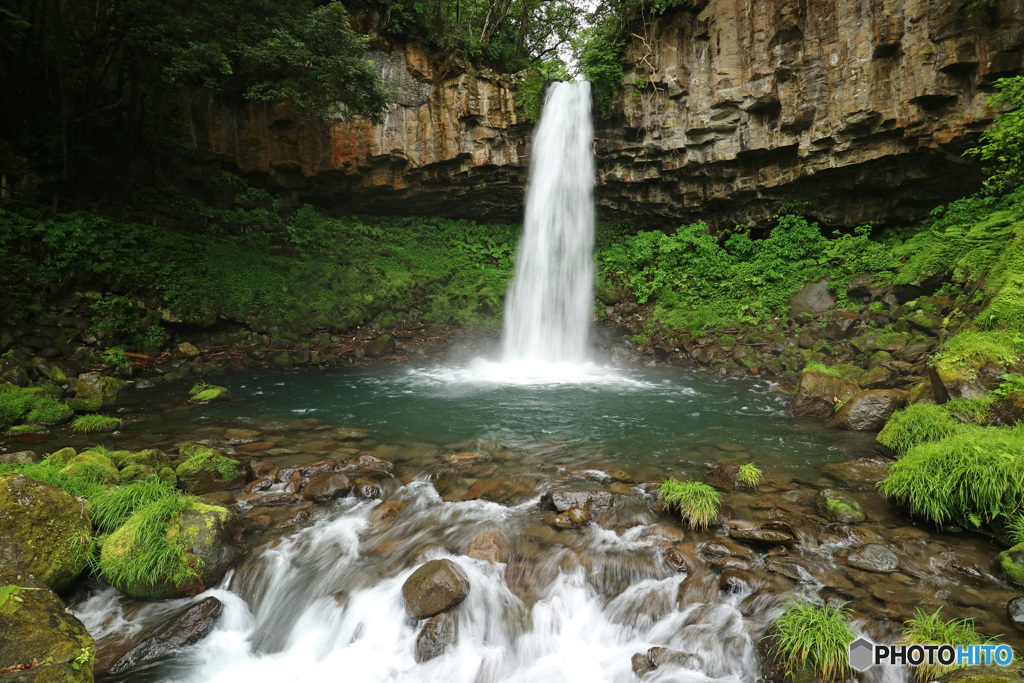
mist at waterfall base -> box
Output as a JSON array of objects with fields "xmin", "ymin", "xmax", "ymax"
[{"xmin": 73, "ymin": 84, "xmax": 911, "ymax": 683}]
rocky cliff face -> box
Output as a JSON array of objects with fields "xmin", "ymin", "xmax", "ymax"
[
  {"xmin": 603, "ymin": 0, "xmax": 1024, "ymax": 227},
  {"xmin": 183, "ymin": 42, "xmax": 530, "ymax": 220},
  {"xmin": 185, "ymin": 0, "xmax": 1024, "ymax": 227}
]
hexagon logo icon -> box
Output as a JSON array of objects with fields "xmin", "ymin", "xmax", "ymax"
[{"xmin": 849, "ymin": 637, "xmax": 875, "ymax": 671}]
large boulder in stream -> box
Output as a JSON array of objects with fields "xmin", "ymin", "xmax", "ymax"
[
  {"xmin": 402, "ymin": 559, "xmax": 470, "ymax": 620},
  {"xmin": 69, "ymin": 372, "xmax": 120, "ymax": 411},
  {"xmin": 174, "ymin": 443, "xmax": 246, "ymax": 494},
  {"xmin": 106, "ymin": 597, "xmax": 223, "ymax": 675},
  {"xmin": 789, "ymin": 371, "xmax": 859, "ymax": 419},
  {"xmin": 0, "ymin": 473, "xmax": 92, "ymax": 591},
  {"xmin": 99, "ymin": 499, "xmax": 237, "ymax": 600},
  {"xmin": 0, "ymin": 565, "xmax": 95, "ymax": 683},
  {"xmin": 826, "ymin": 389, "xmax": 907, "ymax": 431},
  {"xmin": 415, "ymin": 611, "xmax": 459, "ymax": 662}
]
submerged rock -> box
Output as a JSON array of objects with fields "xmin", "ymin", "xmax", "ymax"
[
  {"xmin": 402, "ymin": 559, "xmax": 470, "ymax": 620},
  {"xmin": 846, "ymin": 544, "xmax": 898, "ymax": 573},
  {"xmin": 466, "ymin": 530, "xmax": 511, "ymax": 564},
  {"xmin": 0, "ymin": 473, "xmax": 92, "ymax": 591},
  {"xmin": 827, "ymin": 389, "xmax": 908, "ymax": 431},
  {"xmin": 108, "ymin": 597, "xmax": 223, "ymax": 674},
  {"xmin": 814, "ymin": 489, "xmax": 865, "ymax": 524},
  {"xmin": 415, "ymin": 611, "xmax": 459, "ymax": 662},
  {"xmin": 1007, "ymin": 597, "xmax": 1024, "ymax": 629},
  {"xmin": 820, "ymin": 455, "xmax": 893, "ymax": 489},
  {"xmin": 300, "ymin": 472, "xmax": 352, "ymax": 503},
  {"xmin": 540, "ymin": 489, "xmax": 614, "ymax": 512}
]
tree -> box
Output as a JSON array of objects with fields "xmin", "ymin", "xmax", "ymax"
[{"xmin": 966, "ymin": 76, "xmax": 1024, "ymax": 192}]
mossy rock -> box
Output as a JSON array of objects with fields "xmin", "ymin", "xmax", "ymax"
[
  {"xmin": 60, "ymin": 451, "xmax": 119, "ymax": 484},
  {"xmin": 790, "ymin": 371, "xmax": 860, "ymax": 419},
  {"xmin": 44, "ymin": 447, "xmax": 77, "ymax": 467},
  {"xmin": 0, "ymin": 473, "xmax": 92, "ymax": 591},
  {"xmin": 158, "ymin": 467, "xmax": 177, "ymax": 486},
  {"xmin": 118, "ymin": 449, "xmax": 171, "ymax": 471},
  {"xmin": 69, "ymin": 372, "xmax": 121, "ymax": 412},
  {"xmin": 117, "ymin": 464, "xmax": 158, "ymax": 483},
  {"xmin": 997, "ymin": 543, "xmax": 1024, "ymax": 587},
  {"xmin": 6, "ymin": 424, "xmax": 49, "ymax": 436},
  {"xmin": 188, "ymin": 384, "xmax": 229, "ymax": 403},
  {"xmin": 813, "ymin": 489, "xmax": 865, "ymax": 524},
  {"xmin": 0, "ymin": 565, "xmax": 95, "ymax": 683},
  {"xmin": 25, "ymin": 398, "xmax": 73, "ymax": 425},
  {"xmin": 99, "ymin": 499, "xmax": 236, "ymax": 600},
  {"xmin": 937, "ymin": 661, "xmax": 1024, "ymax": 682},
  {"xmin": 175, "ymin": 444, "xmax": 244, "ymax": 494},
  {"xmin": 908, "ymin": 380, "xmax": 935, "ymax": 405}
]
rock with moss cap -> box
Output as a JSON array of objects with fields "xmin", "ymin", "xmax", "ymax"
[
  {"xmin": 936, "ymin": 661, "xmax": 1024, "ymax": 682},
  {"xmin": 790, "ymin": 370, "xmax": 860, "ymax": 419},
  {"xmin": 119, "ymin": 448, "xmax": 172, "ymax": 471},
  {"xmin": 0, "ymin": 473, "xmax": 92, "ymax": 591},
  {"xmin": 70, "ymin": 372, "xmax": 121, "ymax": 412},
  {"xmin": 997, "ymin": 544, "xmax": 1024, "ymax": 587},
  {"xmin": 99, "ymin": 498, "xmax": 237, "ymax": 599},
  {"xmin": 188, "ymin": 384, "xmax": 229, "ymax": 403},
  {"xmin": 175, "ymin": 443, "xmax": 245, "ymax": 494},
  {"xmin": 813, "ymin": 489, "xmax": 865, "ymax": 524},
  {"xmin": 0, "ymin": 564, "xmax": 95, "ymax": 682},
  {"xmin": 60, "ymin": 450, "xmax": 119, "ymax": 484}
]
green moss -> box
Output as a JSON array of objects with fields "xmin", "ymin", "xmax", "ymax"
[
  {"xmin": 159, "ymin": 467, "xmax": 177, "ymax": 486},
  {"xmin": 44, "ymin": 447, "xmax": 77, "ymax": 467},
  {"xmin": 60, "ymin": 450, "xmax": 119, "ymax": 483},
  {"xmin": 6, "ymin": 424, "xmax": 47, "ymax": 436},
  {"xmin": 71, "ymin": 414, "xmax": 123, "ymax": 434},
  {"xmin": 189, "ymin": 383, "xmax": 228, "ymax": 402},
  {"xmin": 25, "ymin": 398, "xmax": 73, "ymax": 425},
  {"xmin": 175, "ymin": 443, "xmax": 240, "ymax": 481},
  {"xmin": 933, "ymin": 330, "xmax": 1024, "ymax": 383},
  {"xmin": 877, "ymin": 403, "xmax": 967, "ymax": 455},
  {"xmin": 117, "ymin": 463, "xmax": 157, "ymax": 483},
  {"xmin": 998, "ymin": 545, "xmax": 1024, "ymax": 587},
  {"xmin": 803, "ymin": 361, "xmax": 863, "ymax": 383},
  {"xmin": 0, "ymin": 388, "xmax": 73, "ymax": 428}
]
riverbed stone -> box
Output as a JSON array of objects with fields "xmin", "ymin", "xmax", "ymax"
[
  {"xmin": 663, "ymin": 548, "xmax": 690, "ymax": 573},
  {"xmin": 540, "ymin": 489, "xmax": 614, "ymax": 512},
  {"xmin": 0, "ymin": 564, "xmax": 95, "ymax": 683},
  {"xmin": 300, "ymin": 472, "xmax": 352, "ymax": 502},
  {"xmin": 728, "ymin": 526, "xmax": 796, "ymax": 546},
  {"xmin": 277, "ymin": 458, "xmax": 339, "ymax": 482},
  {"xmin": 813, "ymin": 489, "xmax": 865, "ymax": 524},
  {"xmin": 819, "ymin": 455, "xmax": 893, "ymax": 489},
  {"xmin": 402, "ymin": 559, "xmax": 470, "ymax": 620},
  {"xmin": 827, "ymin": 389, "xmax": 908, "ymax": 431},
  {"xmin": 466, "ymin": 530, "xmax": 511, "ymax": 564},
  {"xmin": 765, "ymin": 557, "xmax": 813, "ymax": 582},
  {"xmin": 1008, "ymin": 597, "xmax": 1024, "ymax": 629},
  {"xmin": 414, "ymin": 611, "xmax": 459, "ymax": 663},
  {"xmin": 108, "ymin": 597, "xmax": 223, "ymax": 674},
  {"xmin": 0, "ymin": 473, "xmax": 92, "ymax": 591},
  {"xmin": 705, "ymin": 460, "xmax": 742, "ymax": 490},
  {"xmin": 550, "ymin": 507, "xmax": 591, "ymax": 529},
  {"xmin": 444, "ymin": 452, "xmax": 486, "ymax": 466},
  {"xmin": 352, "ymin": 478, "xmax": 383, "ymax": 500},
  {"xmin": 790, "ymin": 370, "xmax": 859, "ymax": 419},
  {"xmin": 100, "ymin": 499, "xmax": 237, "ymax": 599},
  {"xmin": 847, "ymin": 544, "xmax": 898, "ymax": 573},
  {"xmin": 70, "ymin": 371, "xmax": 121, "ymax": 411}
]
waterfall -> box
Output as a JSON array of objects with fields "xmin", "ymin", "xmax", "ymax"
[{"xmin": 502, "ymin": 81, "xmax": 595, "ymax": 364}]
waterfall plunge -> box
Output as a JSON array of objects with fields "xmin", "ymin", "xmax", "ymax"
[{"xmin": 502, "ymin": 81, "xmax": 595, "ymax": 364}]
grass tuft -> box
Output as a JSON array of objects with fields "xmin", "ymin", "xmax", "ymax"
[
  {"xmin": 767, "ymin": 600, "xmax": 855, "ymax": 682},
  {"xmin": 737, "ymin": 463, "xmax": 763, "ymax": 489},
  {"xmin": 71, "ymin": 414, "xmax": 123, "ymax": 434},
  {"xmin": 877, "ymin": 403, "xmax": 967, "ymax": 455},
  {"xmin": 658, "ymin": 479, "xmax": 721, "ymax": 530},
  {"xmin": 899, "ymin": 607, "xmax": 993, "ymax": 682},
  {"xmin": 89, "ymin": 479, "xmax": 179, "ymax": 534}
]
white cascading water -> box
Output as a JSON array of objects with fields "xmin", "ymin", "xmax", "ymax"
[{"xmin": 502, "ymin": 80, "xmax": 595, "ymax": 364}]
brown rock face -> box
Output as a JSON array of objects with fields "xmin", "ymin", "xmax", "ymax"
[
  {"xmin": 827, "ymin": 389, "xmax": 909, "ymax": 430},
  {"xmin": 401, "ymin": 559, "xmax": 470, "ymax": 619},
  {"xmin": 604, "ymin": 0, "xmax": 1024, "ymax": 227},
  {"xmin": 790, "ymin": 370, "xmax": 860, "ymax": 419}
]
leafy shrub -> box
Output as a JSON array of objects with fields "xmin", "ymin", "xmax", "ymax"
[
  {"xmin": 657, "ymin": 479, "xmax": 720, "ymax": 530},
  {"xmin": 878, "ymin": 426, "xmax": 1024, "ymax": 526},
  {"xmin": 766, "ymin": 600, "xmax": 854, "ymax": 682},
  {"xmin": 899, "ymin": 607, "xmax": 991, "ymax": 682}
]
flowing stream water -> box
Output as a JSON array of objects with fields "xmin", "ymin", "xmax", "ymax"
[{"xmin": 64, "ymin": 83, "xmax": 1017, "ymax": 682}]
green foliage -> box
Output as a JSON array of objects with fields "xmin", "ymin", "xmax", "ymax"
[
  {"xmin": 736, "ymin": 463, "xmax": 763, "ymax": 489},
  {"xmin": 1007, "ymin": 513, "xmax": 1024, "ymax": 545},
  {"xmin": 598, "ymin": 216, "xmax": 899, "ymax": 331},
  {"xmin": 878, "ymin": 426, "xmax": 1024, "ymax": 526},
  {"xmin": 99, "ymin": 495, "xmax": 202, "ymax": 591},
  {"xmin": 899, "ymin": 607, "xmax": 991, "ymax": 682},
  {"xmin": 965, "ymin": 76, "xmax": 1024, "ymax": 192},
  {"xmin": 577, "ymin": 30, "xmax": 624, "ymax": 118},
  {"xmin": 515, "ymin": 62, "xmax": 572, "ymax": 123},
  {"xmin": 767, "ymin": 600, "xmax": 854, "ymax": 682},
  {"xmin": 933, "ymin": 329, "xmax": 1024, "ymax": 382},
  {"xmin": 0, "ymin": 461, "xmax": 104, "ymax": 501},
  {"xmin": 0, "ymin": 388, "xmax": 72, "ymax": 428},
  {"xmin": 71, "ymin": 415, "xmax": 123, "ymax": 434},
  {"xmin": 657, "ymin": 479, "xmax": 720, "ymax": 530},
  {"xmin": 803, "ymin": 361, "xmax": 863, "ymax": 383},
  {"xmin": 89, "ymin": 479, "xmax": 179, "ymax": 534},
  {"xmin": 100, "ymin": 347, "xmax": 131, "ymax": 369}
]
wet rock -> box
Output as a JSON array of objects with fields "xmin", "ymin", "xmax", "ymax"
[
  {"xmin": 719, "ymin": 569, "xmax": 755, "ymax": 592},
  {"xmin": 540, "ymin": 489, "xmax": 614, "ymax": 512},
  {"xmin": 847, "ymin": 274, "xmax": 885, "ymax": 301},
  {"xmin": 648, "ymin": 646, "xmax": 703, "ymax": 671},
  {"xmin": 813, "ymin": 489, "xmax": 865, "ymax": 524},
  {"xmin": 827, "ymin": 389, "xmax": 908, "ymax": 431},
  {"xmin": 283, "ymin": 471, "xmax": 303, "ymax": 494},
  {"xmin": 705, "ymin": 460, "xmax": 742, "ymax": 491},
  {"xmin": 550, "ymin": 507, "xmax": 591, "ymax": 529},
  {"xmin": 0, "ymin": 565, "xmax": 94, "ymax": 683},
  {"xmin": 632, "ymin": 651, "xmax": 657, "ymax": 677},
  {"xmin": 700, "ymin": 539, "xmax": 755, "ymax": 559},
  {"xmin": 764, "ymin": 557, "xmax": 813, "ymax": 582},
  {"xmin": 846, "ymin": 544, "xmax": 898, "ymax": 573},
  {"xmin": 237, "ymin": 491, "xmax": 297, "ymax": 506},
  {"xmin": 368, "ymin": 500, "xmax": 405, "ymax": 525},
  {"xmin": 335, "ymin": 427, "xmax": 371, "ymax": 441},
  {"xmin": 300, "ymin": 472, "xmax": 352, "ymax": 503},
  {"xmin": 641, "ymin": 525, "xmax": 686, "ymax": 546},
  {"xmin": 859, "ymin": 365, "xmax": 897, "ymax": 389},
  {"xmin": 108, "ymin": 597, "xmax": 223, "ymax": 674},
  {"xmin": 997, "ymin": 543, "xmax": 1024, "ymax": 587},
  {"xmin": 277, "ymin": 458, "xmax": 338, "ymax": 482},
  {"xmin": 250, "ymin": 459, "xmax": 273, "ymax": 478},
  {"xmin": 244, "ymin": 477, "xmax": 274, "ymax": 493},
  {"xmin": 0, "ymin": 473, "xmax": 92, "ymax": 590},
  {"xmin": 711, "ymin": 556, "xmax": 751, "ymax": 571},
  {"xmin": 344, "ymin": 453, "xmax": 392, "ymax": 472},
  {"xmin": 466, "ymin": 530, "xmax": 511, "ymax": 564},
  {"xmin": 352, "ymin": 478, "xmax": 383, "ymax": 500},
  {"xmin": 1007, "ymin": 597, "xmax": 1024, "ymax": 629},
  {"xmin": 444, "ymin": 452, "xmax": 486, "ymax": 466},
  {"xmin": 364, "ymin": 335, "xmax": 396, "ymax": 358},
  {"xmin": 992, "ymin": 392, "xmax": 1024, "ymax": 426},
  {"xmin": 402, "ymin": 559, "xmax": 470, "ymax": 620},
  {"xmin": 820, "ymin": 455, "xmax": 893, "ymax": 489},
  {"xmin": 175, "ymin": 443, "xmax": 246, "ymax": 494},
  {"xmin": 790, "ymin": 370, "xmax": 859, "ymax": 419},
  {"xmin": 415, "ymin": 611, "xmax": 459, "ymax": 662},
  {"xmin": 822, "ymin": 311, "xmax": 858, "ymax": 340},
  {"xmin": 663, "ymin": 548, "xmax": 690, "ymax": 573},
  {"xmin": 728, "ymin": 526, "xmax": 796, "ymax": 546},
  {"xmin": 70, "ymin": 371, "xmax": 121, "ymax": 411}
]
